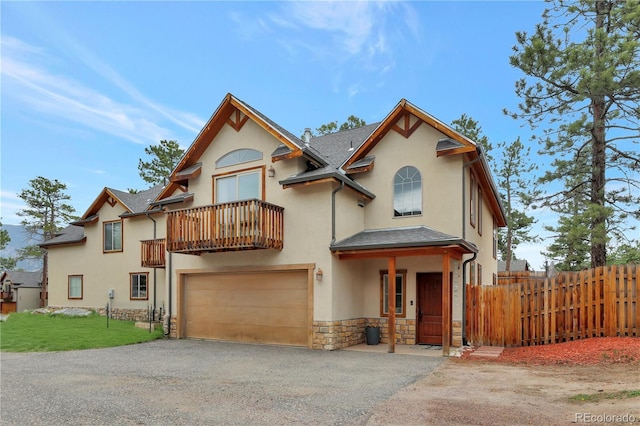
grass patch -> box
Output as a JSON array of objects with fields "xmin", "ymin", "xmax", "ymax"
[
  {"xmin": 0, "ymin": 311, "xmax": 163, "ymax": 352},
  {"xmin": 569, "ymin": 389, "xmax": 640, "ymax": 403}
]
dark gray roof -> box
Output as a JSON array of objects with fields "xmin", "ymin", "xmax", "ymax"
[
  {"xmin": 233, "ymin": 96, "xmax": 327, "ymax": 167},
  {"xmin": 108, "ymin": 184, "xmax": 164, "ymax": 214},
  {"xmin": 346, "ymin": 155, "xmax": 375, "ymax": 171},
  {"xmin": 175, "ymin": 162, "xmax": 202, "ymax": 178},
  {"xmin": 1, "ymin": 270, "xmax": 42, "ymax": 287},
  {"xmin": 39, "ymin": 225, "xmax": 85, "ymax": 248},
  {"xmin": 436, "ymin": 137, "xmax": 465, "ymax": 152},
  {"xmin": 271, "ymin": 144, "xmax": 293, "ymax": 158},
  {"xmin": 150, "ymin": 192, "xmax": 194, "ymax": 207},
  {"xmin": 498, "ymin": 260, "xmax": 531, "ymax": 272},
  {"xmin": 279, "ymin": 168, "xmax": 375, "ymax": 200},
  {"xmin": 308, "ymin": 123, "xmax": 379, "ymax": 167},
  {"xmin": 278, "ymin": 123, "xmax": 381, "ymax": 198},
  {"xmin": 331, "ymin": 226, "xmax": 477, "ymax": 253}
]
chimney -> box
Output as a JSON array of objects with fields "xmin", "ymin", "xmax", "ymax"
[{"xmin": 303, "ymin": 128, "xmax": 312, "ymax": 144}]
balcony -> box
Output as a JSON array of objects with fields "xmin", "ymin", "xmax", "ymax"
[
  {"xmin": 1, "ymin": 291, "xmax": 13, "ymax": 301},
  {"xmin": 141, "ymin": 238, "xmax": 166, "ymax": 268},
  {"xmin": 166, "ymin": 199, "xmax": 284, "ymax": 254}
]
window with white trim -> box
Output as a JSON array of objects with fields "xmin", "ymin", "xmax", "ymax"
[
  {"xmin": 130, "ymin": 273, "xmax": 148, "ymax": 300},
  {"xmin": 393, "ymin": 166, "xmax": 422, "ymax": 217}
]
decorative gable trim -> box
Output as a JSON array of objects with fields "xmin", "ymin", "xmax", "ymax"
[
  {"xmin": 226, "ymin": 109, "xmax": 249, "ymax": 132},
  {"xmin": 341, "ymin": 98, "xmax": 477, "ymax": 171},
  {"xmin": 391, "ymin": 111, "xmax": 422, "ymax": 139},
  {"xmin": 158, "ymin": 93, "xmax": 311, "ymax": 202},
  {"xmin": 80, "ymin": 188, "xmax": 132, "ymax": 220}
]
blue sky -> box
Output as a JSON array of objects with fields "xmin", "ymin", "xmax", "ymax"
[{"xmin": 2, "ymin": 1, "xmax": 557, "ymax": 268}]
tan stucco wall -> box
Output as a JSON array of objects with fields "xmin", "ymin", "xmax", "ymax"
[
  {"xmin": 164, "ymin": 120, "xmax": 337, "ymax": 320},
  {"xmin": 47, "ymin": 109, "xmax": 500, "ymax": 341},
  {"xmin": 47, "ymin": 205, "xmax": 166, "ymax": 313},
  {"xmin": 355, "ymin": 122, "xmax": 463, "ymax": 235}
]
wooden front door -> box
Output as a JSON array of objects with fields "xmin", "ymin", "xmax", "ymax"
[{"xmin": 417, "ymin": 273, "xmax": 442, "ymax": 345}]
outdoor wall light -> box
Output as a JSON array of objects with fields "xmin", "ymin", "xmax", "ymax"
[
  {"xmin": 316, "ymin": 268, "xmax": 323, "ymax": 281},
  {"xmin": 268, "ymin": 166, "xmax": 275, "ymax": 177}
]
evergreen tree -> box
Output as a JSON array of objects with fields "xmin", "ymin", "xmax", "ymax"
[
  {"xmin": 451, "ymin": 114, "xmax": 493, "ymax": 164},
  {"xmin": 312, "ymin": 116, "xmax": 366, "ymax": 136},
  {"xmin": 507, "ymin": 0, "xmax": 640, "ymax": 267},
  {"xmin": 138, "ymin": 140, "xmax": 185, "ymax": 186},
  {"xmin": 17, "ymin": 177, "xmax": 78, "ymax": 306},
  {"xmin": 542, "ymin": 154, "xmax": 592, "ymax": 271},
  {"xmin": 495, "ymin": 138, "xmax": 540, "ymax": 271},
  {"xmin": 0, "ymin": 221, "xmax": 16, "ymax": 270},
  {"xmin": 607, "ymin": 239, "xmax": 640, "ymax": 265}
]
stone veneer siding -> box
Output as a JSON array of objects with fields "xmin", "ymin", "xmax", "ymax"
[
  {"xmin": 49, "ymin": 306, "xmax": 152, "ymax": 322},
  {"xmin": 163, "ymin": 315, "xmax": 462, "ymax": 349},
  {"xmin": 312, "ymin": 317, "xmax": 463, "ymax": 351}
]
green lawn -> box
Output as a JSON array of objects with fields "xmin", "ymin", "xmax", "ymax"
[{"xmin": 0, "ymin": 311, "xmax": 164, "ymax": 352}]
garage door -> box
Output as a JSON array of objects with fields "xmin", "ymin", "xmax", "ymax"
[{"xmin": 183, "ymin": 270, "xmax": 309, "ymax": 346}]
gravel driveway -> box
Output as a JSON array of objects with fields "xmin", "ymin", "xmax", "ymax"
[{"xmin": 1, "ymin": 339, "xmax": 442, "ymax": 425}]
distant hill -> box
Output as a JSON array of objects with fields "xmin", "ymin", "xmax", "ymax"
[{"xmin": 1, "ymin": 224, "xmax": 44, "ymax": 271}]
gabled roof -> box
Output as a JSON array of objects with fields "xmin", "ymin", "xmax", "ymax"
[
  {"xmin": 80, "ymin": 184, "xmax": 164, "ymax": 221},
  {"xmin": 157, "ymin": 93, "xmax": 328, "ymax": 203},
  {"xmin": 341, "ymin": 99, "xmax": 476, "ymax": 171},
  {"xmin": 0, "ymin": 270, "xmax": 43, "ymax": 287},
  {"xmin": 498, "ymin": 259, "xmax": 532, "ymax": 272}
]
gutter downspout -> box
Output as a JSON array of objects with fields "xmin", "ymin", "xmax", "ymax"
[
  {"xmin": 166, "ymin": 252, "xmax": 172, "ymax": 336},
  {"xmin": 461, "ymin": 149, "xmax": 482, "ymax": 346},
  {"xmin": 331, "ymin": 181, "xmax": 345, "ymax": 245},
  {"xmin": 461, "ymin": 251, "xmax": 477, "ymax": 346}
]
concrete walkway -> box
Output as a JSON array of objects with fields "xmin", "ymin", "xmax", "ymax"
[{"xmin": 344, "ymin": 343, "xmax": 445, "ymax": 357}]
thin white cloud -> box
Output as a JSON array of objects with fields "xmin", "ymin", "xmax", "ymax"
[
  {"xmin": 258, "ymin": 1, "xmax": 421, "ymax": 96},
  {"xmin": 1, "ymin": 35, "xmax": 203, "ymax": 146}
]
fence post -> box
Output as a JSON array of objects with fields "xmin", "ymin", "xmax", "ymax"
[{"xmin": 604, "ymin": 265, "xmax": 617, "ymax": 337}]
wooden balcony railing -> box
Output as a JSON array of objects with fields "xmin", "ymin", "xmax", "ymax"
[
  {"xmin": 141, "ymin": 238, "xmax": 166, "ymax": 268},
  {"xmin": 1, "ymin": 291, "xmax": 13, "ymax": 301},
  {"xmin": 166, "ymin": 199, "xmax": 284, "ymax": 254}
]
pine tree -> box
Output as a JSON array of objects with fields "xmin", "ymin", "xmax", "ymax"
[
  {"xmin": 507, "ymin": 0, "xmax": 640, "ymax": 267},
  {"xmin": 17, "ymin": 177, "xmax": 78, "ymax": 307},
  {"xmin": 138, "ymin": 140, "xmax": 185, "ymax": 186}
]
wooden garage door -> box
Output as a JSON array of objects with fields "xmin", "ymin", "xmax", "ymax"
[{"xmin": 183, "ymin": 270, "xmax": 309, "ymax": 346}]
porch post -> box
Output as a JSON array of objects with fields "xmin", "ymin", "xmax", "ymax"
[
  {"xmin": 388, "ymin": 256, "xmax": 396, "ymax": 353},
  {"xmin": 442, "ymin": 251, "xmax": 451, "ymax": 356}
]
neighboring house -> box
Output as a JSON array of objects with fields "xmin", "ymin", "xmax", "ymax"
[
  {"xmin": 42, "ymin": 94, "xmax": 506, "ymax": 355},
  {"xmin": 498, "ymin": 260, "xmax": 532, "ymax": 272},
  {"xmin": 0, "ymin": 270, "xmax": 43, "ymax": 314}
]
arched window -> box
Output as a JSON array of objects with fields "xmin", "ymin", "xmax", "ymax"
[
  {"xmin": 393, "ymin": 166, "xmax": 422, "ymax": 217},
  {"xmin": 215, "ymin": 148, "xmax": 262, "ymax": 168}
]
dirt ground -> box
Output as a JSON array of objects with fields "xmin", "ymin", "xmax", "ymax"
[{"xmin": 362, "ymin": 338, "xmax": 640, "ymax": 426}]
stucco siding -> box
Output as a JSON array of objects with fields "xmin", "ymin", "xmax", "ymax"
[{"xmin": 355, "ymin": 123, "xmax": 463, "ymax": 234}]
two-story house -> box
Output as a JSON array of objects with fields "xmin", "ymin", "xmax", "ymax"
[{"xmin": 42, "ymin": 93, "xmax": 506, "ymax": 356}]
